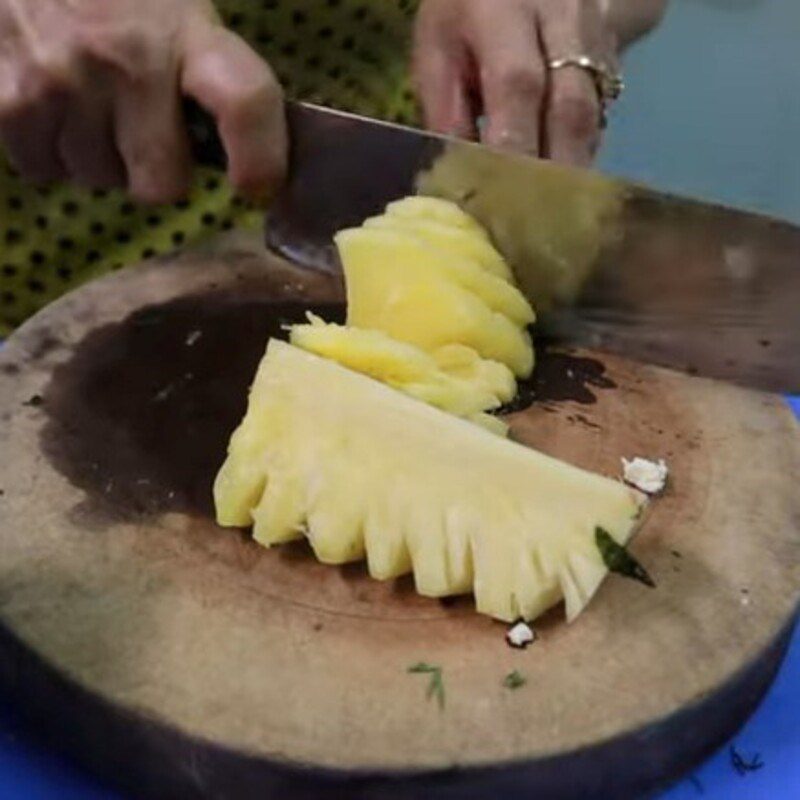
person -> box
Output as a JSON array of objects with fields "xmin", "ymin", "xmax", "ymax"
[{"xmin": 0, "ymin": 0, "xmax": 667, "ymax": 333}]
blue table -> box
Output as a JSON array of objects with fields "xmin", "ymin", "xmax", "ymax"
[{"xmin": 0, "ymin": 380, "xmax": 797, "ymax": 798}]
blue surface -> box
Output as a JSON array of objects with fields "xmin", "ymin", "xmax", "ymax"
[{"xmin": 1, "ymin": 0, "xmax": 799, "ymax": 795}]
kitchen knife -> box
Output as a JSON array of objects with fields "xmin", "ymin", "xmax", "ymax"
[{"xmin": 186, "ymin": 100, "xmax": 800, "ymax": 394}]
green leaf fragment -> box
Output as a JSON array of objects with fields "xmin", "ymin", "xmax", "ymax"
[
  {"xmin": 408, "ymin": 662, "xmax": 445, "ymax": 709},
  {"xmin": 595, "ymin": 527, "xmax": 655, "ymax": 588},
  {"xmin": 503, "ymin": 670, "xmax": 527, "ymax": 690}
]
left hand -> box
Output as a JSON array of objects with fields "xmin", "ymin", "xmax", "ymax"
[{"xmin": 412, "ymin": 0, "xmax": 618, "ymax": 166}]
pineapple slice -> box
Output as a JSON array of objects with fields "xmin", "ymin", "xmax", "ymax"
[
  {"xmin": 214, "ymin": 341, "xmax": 644, "ymax": 623},
  {"xmin": 363, "ymin": 215, "xmax": 514, "ymax": 282},
  {"xmin": 338, "ymin": 228, "xmax": 534, "ymax": 377},
  {"xmin": 433, "ymin": 344, "xmax": 517, "ymax": 404},
  {"xmin": 385, "ymin": 196, "xmax": 486, "ymax": 234},
  {"xmin": 289, "ymin": 315, "xmax": 508, "ymax": 418},
  {"xmin": 469, "ymin": 412, "xmax": 510, "ymax": 437},
  {"xmin": 338, "ymin": 227, "xmax": 533, "ymax": 327}
]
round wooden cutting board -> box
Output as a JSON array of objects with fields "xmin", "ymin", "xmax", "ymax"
[{"xmin": 1, "ymin": 235, "xmax": 798, "ymax": 800}]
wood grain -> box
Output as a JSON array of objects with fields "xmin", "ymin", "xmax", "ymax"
[{"xmin": 0, "ymin": 234, "xmax": 798, "ymax": 799}]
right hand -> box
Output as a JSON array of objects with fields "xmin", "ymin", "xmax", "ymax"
[{"xmin": 0, "ymin": 0, "xmax": 286, "ymax": 203}]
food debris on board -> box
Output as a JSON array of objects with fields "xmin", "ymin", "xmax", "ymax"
[
  {"xmin": 595, "ymin": 527, "xmax": 656, "ymax": 588},
  {"xmin": 622, "ymin": 457, "xmax": 669, "ymax": 495},
  {"xmin": 503, "ymin": 670, "xmax": 527, "ymax": 690},
  {"xmin": 407, "ymin": 662, "xmax": 445, "ymax": 709},
  {"xmin": 506, "ymin": 621, "xmax": 536, "ymax": 649}
]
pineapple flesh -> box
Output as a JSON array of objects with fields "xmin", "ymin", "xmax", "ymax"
[
  {"xmin": 384, "ymin": 196, "xmax": 487, "ymax": 233},
  {"xmin": 338, "ymin": 227, "xmax": 534, "ymax": 377},
  {"xmin": 289, "ymin": 315, "xmax": 510, "ymax": 419},
  {"xmin": 363, "ymin": 215, "xmax": 514, "ymax": 282},
  {"xmin": 214, "ymin": 341, "xmax": 644, "ymax": 623}
]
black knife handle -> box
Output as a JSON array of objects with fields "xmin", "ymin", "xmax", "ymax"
[{"xmin": 183, "ymin": 98, "xmax": 227, "ymax": 169}]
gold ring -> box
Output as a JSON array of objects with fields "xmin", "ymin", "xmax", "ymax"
[{"xmin": 547, "ymin": 55, "xmax": 624, "ymax": 126}]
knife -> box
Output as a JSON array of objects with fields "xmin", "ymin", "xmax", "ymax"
[{"xmin": 186, "ymin": 100, "xmax": 800, "ymax": 394}]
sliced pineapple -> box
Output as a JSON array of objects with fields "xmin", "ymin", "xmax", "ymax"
[
  {"xmin": 337, "ymin": 227, "xmax": 533, "ymax": 327},
  {"xmin": 385, "ymin": 196, "xmax": 486, "ymax": 234},
  {"xmin": 290, "ymin": 313, "xmax": 437, "ymax": 385},
  {"xmin": 289, "ymin": 316, "xmax": 506, "ymax": 418},
  {"xmin": 214, "ymin": 341, "xmax": 644, "ymax": 623},
  {"xmin": 433, "ymin": 344, "xmax": 518, "ymax": 404},
  {"xmin": 363, "ymin": 214, "xmax": 513, "ymax": 282},
  {"xmin": 337, "ymin": 228, "xmax": 534, "ymax": 377}
]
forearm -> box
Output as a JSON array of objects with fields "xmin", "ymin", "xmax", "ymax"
[{"xmin": 601, "ymin": 0, "xmax": 668, "ymax": 49}]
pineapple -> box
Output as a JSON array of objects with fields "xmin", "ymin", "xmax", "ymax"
[
  {"xmin": 432, "ymin": 344, "xmax": 517, "ymax": 404},
  {"xmin": 363, "ymin": 215, "xmax": 514, "ymax": 282},
  {"xmin": 289, "ymin": 315, "xmax": 510, "ymax": 419},
  {"xmin": 385, "ymin": 196, "xmax": 486, "ymax": 234},
  {"xmin": 214, "ymin": 341, "xmax": 644, "ymax": 623},
  {"xmin": 468, "ymin": 413, "xmax": 510, "ymax": 437},
  {"xmin": 338, "ymin": 227, "xmax": 533, "ymax": 327},
  {"xmin": 338, "ymin": 227, "xmax": 534, "ymax": 377}
]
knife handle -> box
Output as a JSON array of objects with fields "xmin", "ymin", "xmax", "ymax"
[{"xmin": 183, "ymin": 98, "xmax": 228, "ymax": 170}]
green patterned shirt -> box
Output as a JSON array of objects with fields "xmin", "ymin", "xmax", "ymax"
[{"xmin": 0, "ymin": 0, "xmax": 420, "ymax": 334}]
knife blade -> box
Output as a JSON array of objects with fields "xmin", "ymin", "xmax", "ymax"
[{"xmin": 187, "ymin": 100, "xmax": 800, "ymax": 394}]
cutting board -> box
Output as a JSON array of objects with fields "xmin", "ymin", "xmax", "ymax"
[{"xmin": 1, "ymin": 233, "xmax": 798, "ymax": 800}]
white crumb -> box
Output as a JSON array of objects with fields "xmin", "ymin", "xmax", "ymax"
[
  {"xmin": 185, "ymin": 330, "xmax": 202, "ymax": 347},
  {"xmin": 622, "ymin": 457, "xmax": 669, "ymax": 495},
  {"xmin": 506, "ymin": 621, "xmax": 536, "ymax": 649}
]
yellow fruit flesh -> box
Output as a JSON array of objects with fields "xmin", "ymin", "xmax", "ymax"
[
  {"xmin": 289, "ymin": 317, "xmax": 506, "ymax": 418},
  {"xmin": 432, "ymin": 344, "xmax": 517, "ymax": 404},
  {"xmin": 338, "ymin": 228, "xmax": 534, "ymax": 377},
  {"xmin": 385, "ymin": 196, "xmax": 486, "ymax": 233},
  {"xmin": 338, "ymin": 227, "xmax": 533, "ymax": 327},
  {"xmin": 214, "ymin": 341, "xmax": 644, "ymax": 623},
  {"xmin": 363, "ymin": 215, "xmax": 513, "ymax": 281}
]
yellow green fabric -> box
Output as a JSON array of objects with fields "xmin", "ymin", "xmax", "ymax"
[{"xmin": 0, "ymin": 0, "xmax": 421, "ymax": 335}]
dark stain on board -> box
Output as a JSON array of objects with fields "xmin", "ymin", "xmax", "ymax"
[{"xmin": 41, "ymin": 291, "xmax": 342, "ymax": 526}]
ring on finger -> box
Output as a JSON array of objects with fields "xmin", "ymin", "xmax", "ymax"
[{"xmin": 547, "ymin": 55, "xmax": 623, "ymax": 127}]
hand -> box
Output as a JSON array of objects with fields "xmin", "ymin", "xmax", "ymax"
[
  {"xmin": 413, "ymin": 0, "xmax": 618, "ymax": 166},
  {"xmin": 0, "ymin": 0, "xmax": 286, "ymax": 202}
]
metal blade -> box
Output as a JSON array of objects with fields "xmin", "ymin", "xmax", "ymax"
[{"xmin": 265, "ymin": 102, "xmax": 800, "ymax": 394}]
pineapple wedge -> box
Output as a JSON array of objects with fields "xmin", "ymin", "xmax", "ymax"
[
  {"xmin": 289, "ymin": 315, "xmax": 509, "ymax": 418},
  {"xmin": 214, "ymin": 341, "xmax": 644, "ymax": 623},
  {"xmin": 338, "ymin": 228, "xmax": 534, "ymax": 377},
  {"xmin": 363, "ymin": 215, "xmax": 514, "ymax": 282}
]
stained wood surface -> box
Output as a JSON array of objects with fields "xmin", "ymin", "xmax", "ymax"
[{"xmin": 0, "ymin": 234, "xmax": 798, "ymax": 799}]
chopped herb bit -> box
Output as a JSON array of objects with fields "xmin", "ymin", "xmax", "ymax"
[
  {"xmin": 596, "ymin": 527, "xmax": 655, "ymax": 588},
  {"xmin": 730, "ymin": 746, "xmax": 764, "ymax": 776},
  {"xmin": 503, "ymin": 670, "xmax": 526, "ymax": 690},
  {"xmin": 408, "ymin": 662, "xmax": 445, "ymax": 709}
]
